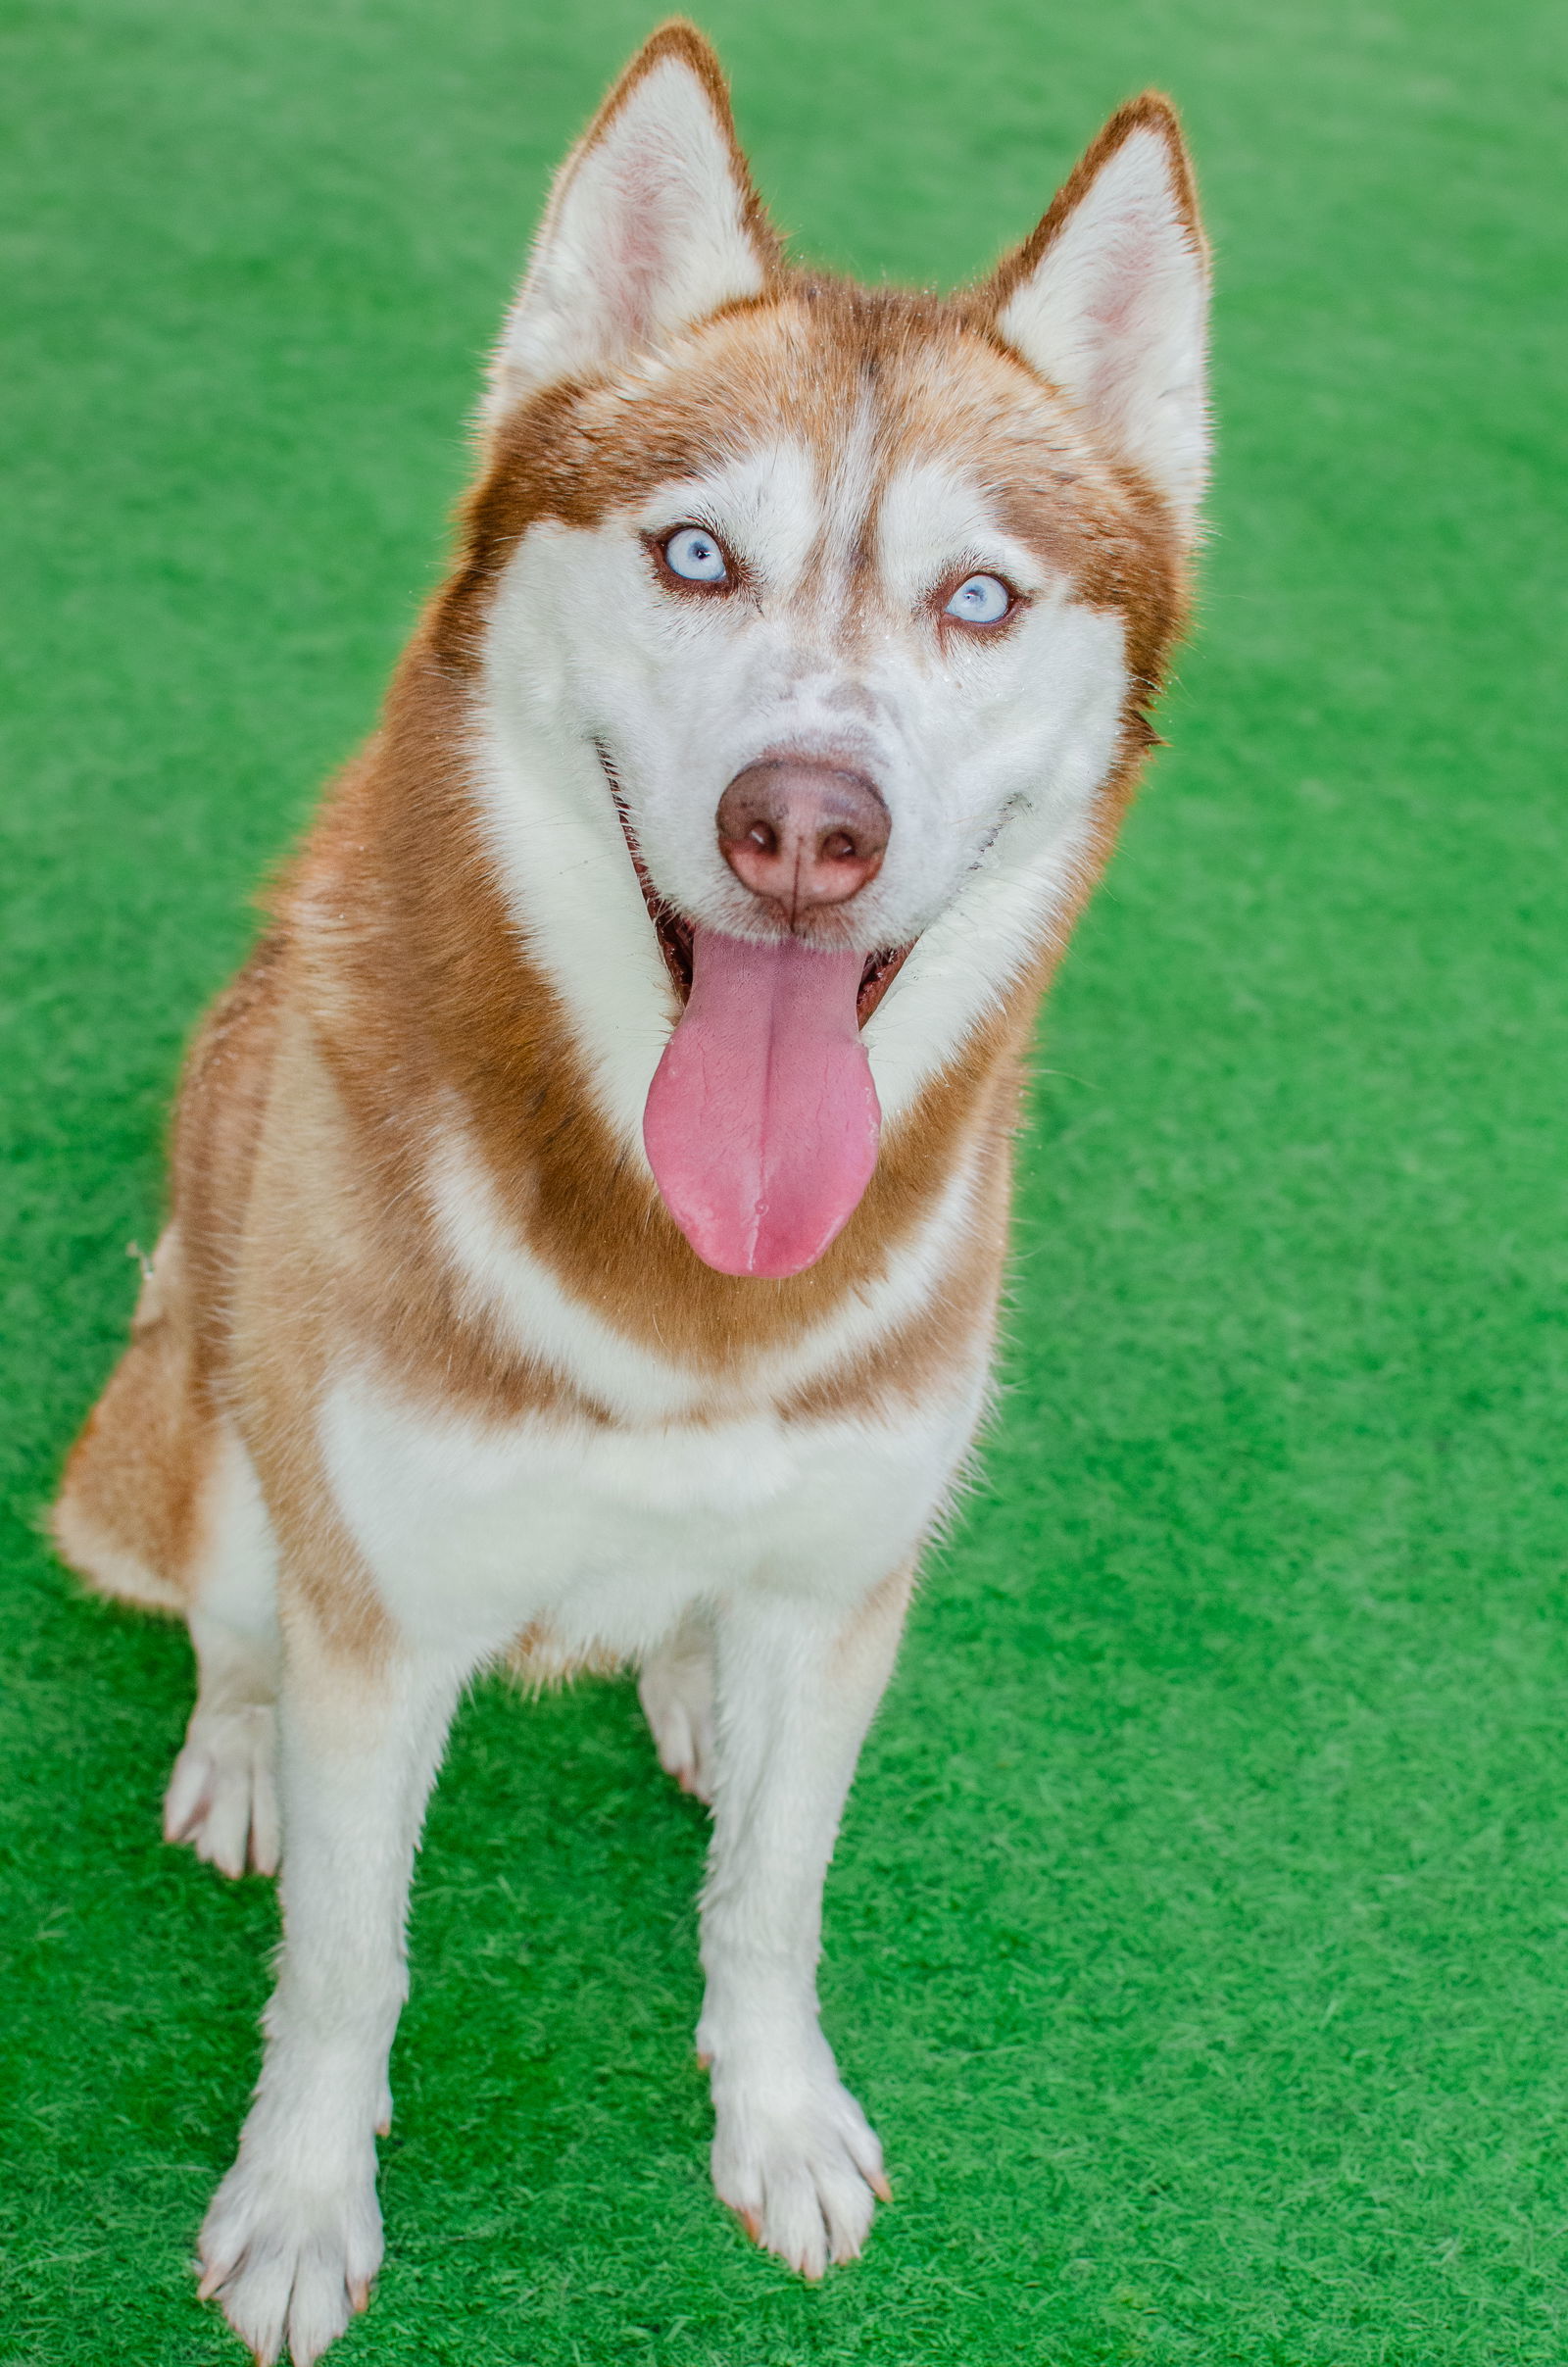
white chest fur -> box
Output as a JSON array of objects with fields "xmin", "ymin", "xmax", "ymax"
[
  {"xmin": 317, "ymin": 1119, "xmax": 996, "ymax": 1666},
  {"xmin": 320, "ymin": 1371, "xmax": 987, "ymax": 1666}
]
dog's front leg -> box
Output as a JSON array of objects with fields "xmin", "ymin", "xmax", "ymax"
[
  {"xmin": 699, "ymin": 1567, "xmax": 912, "ymax": 2278},
  {"xmin": 197, "ymin": 1609, "xmax": 466, "ymax": 2366}
]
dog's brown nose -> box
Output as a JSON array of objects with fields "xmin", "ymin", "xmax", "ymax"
[{"xmin": 716, "ymin": 760, "xmax": 889, "ymax": 925}]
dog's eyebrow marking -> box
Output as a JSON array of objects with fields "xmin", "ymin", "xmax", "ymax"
[
  {"xmin": 639, "ymin": 440, "xmax": 820, "ymax": 595},
  {"xmin": 875, "ymin": 458, "xmax": 1047, "ymax": 610}
]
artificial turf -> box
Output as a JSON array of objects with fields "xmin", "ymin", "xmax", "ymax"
[{"xmin": 1, "ymin": 0, "xmax": 1563, "ymax": 2358}]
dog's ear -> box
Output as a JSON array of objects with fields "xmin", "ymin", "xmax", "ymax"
[
  {"xmin": 482, "ymin": 22, "xmax": 778, "ymax": 433},
  {"xmin": 981, "ymin": 96, "xmax": 1210, "ymax": 537}
]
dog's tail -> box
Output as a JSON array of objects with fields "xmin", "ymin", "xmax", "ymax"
[{"xmin": 51, "ymin": 1225, "xmax": 204, "ymax": 1614}]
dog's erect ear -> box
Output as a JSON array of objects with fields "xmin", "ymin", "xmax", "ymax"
[
  {"xmin": 483, "ymin": 22, "xmax": 777, "ymax": 432},
  {"xmin": 982, "ymin": 95, "xmax": 1210, "ymax": 536}
]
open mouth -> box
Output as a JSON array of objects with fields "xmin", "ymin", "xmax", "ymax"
[
  {"xmin": 597, "ymin": 745, "xmax": 912, "ymax": 1027},
  {"xmin": 595, "ymin": 742, "xmax": 912, "ymax": 1278}
]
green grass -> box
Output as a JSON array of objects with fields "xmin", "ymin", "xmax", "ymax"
[{"xmin": 1, "ymin": 0, "xmax": 1564, "ymax": 2358}]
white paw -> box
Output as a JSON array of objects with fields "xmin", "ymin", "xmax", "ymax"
[
  {"xmin": 164, "ymin": 1703, "xmax": 280, "ymax": 1877},
  {"xmin": 638, "ymin": 1630, "xmax": 715, "ymax": 1804},
  {"xmin": 198, "ymin": 2144, "xmax": 381, "ymax": 2366},
  {"xmin": 710, "ymin": 2051, "xmax": 890, "ymax": 2280}
]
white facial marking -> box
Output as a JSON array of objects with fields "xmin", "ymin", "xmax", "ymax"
[
  {"xmin": 468, "ymin": 438, "xmax": 825, "ymax": 1151},
  {"xmin": 473, "ymin": 364, "xmax": 1134, "ymax": 1138},
  {"xmin": 640, "ymin": 439, "xmax": 822, "ymax": 597},
  {"xmin": 864, "ymin": 596, "xmax": 1126, "ymax": 1121}
]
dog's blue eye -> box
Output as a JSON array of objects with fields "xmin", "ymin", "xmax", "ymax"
[
  {"xmin": 662, "ymin": 526, "xmax": 729, "ymax": 584},
  {"xmin": 945, "ymin": 573, "xmax": 1011, "ymax": 625}
]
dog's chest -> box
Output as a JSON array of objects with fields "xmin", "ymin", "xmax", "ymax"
[
  {"xmin": 311, "ymin": 1119, "xmax": 1000, "ymax": 1663},
  {"xmin": 320, "ymin": 1365, "xmax": 983, "ymax": 1664}
]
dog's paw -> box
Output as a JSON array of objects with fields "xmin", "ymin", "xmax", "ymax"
[
  {"xmin": 164, "ymin": 1702, "xmax": 280, "ymax": 1877},
  {"xmin": 710, "ymin": 2055, "xmax": 890, "ymax": 2279},
  {"xmin": 638, "ymin": 1628, "xmax": 715, "ymax": 1804},
  {"xmin": 197, "ymin": 2148, "xmax": 380, "ymax": 2366}
]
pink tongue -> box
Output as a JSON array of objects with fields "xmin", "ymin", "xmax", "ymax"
[{"xmin": 643, "ymin": 929, "xmax": 881, "ymax": 1278}]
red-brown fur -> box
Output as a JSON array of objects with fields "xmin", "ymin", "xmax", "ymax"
[
  {"xmin": 53, "ymin": 32, "xmax": 1196, "ymax": 1670},
  {"xmin": 46, "ymin": 30, "xmax": 1212, "ymax": 2350}
]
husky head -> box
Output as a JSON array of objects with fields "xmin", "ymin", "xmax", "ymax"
[{"xmin": 451, "ymin": 23, "xmax": 1209, "ymax": 1277}]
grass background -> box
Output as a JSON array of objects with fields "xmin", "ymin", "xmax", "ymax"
[{"xmin": 1, "ymin": 0, "xmax": 1564, "ymax": 2358}]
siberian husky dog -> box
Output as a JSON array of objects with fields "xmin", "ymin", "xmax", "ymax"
[{"xmin": 53, "ymin": 21, "xmax": 1209, "ymax": 2363}]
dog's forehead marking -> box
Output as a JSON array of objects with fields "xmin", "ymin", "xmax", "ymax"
[{"xmin": 805, "ymin": 391, "xmax": 881, "ymax": 619}]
